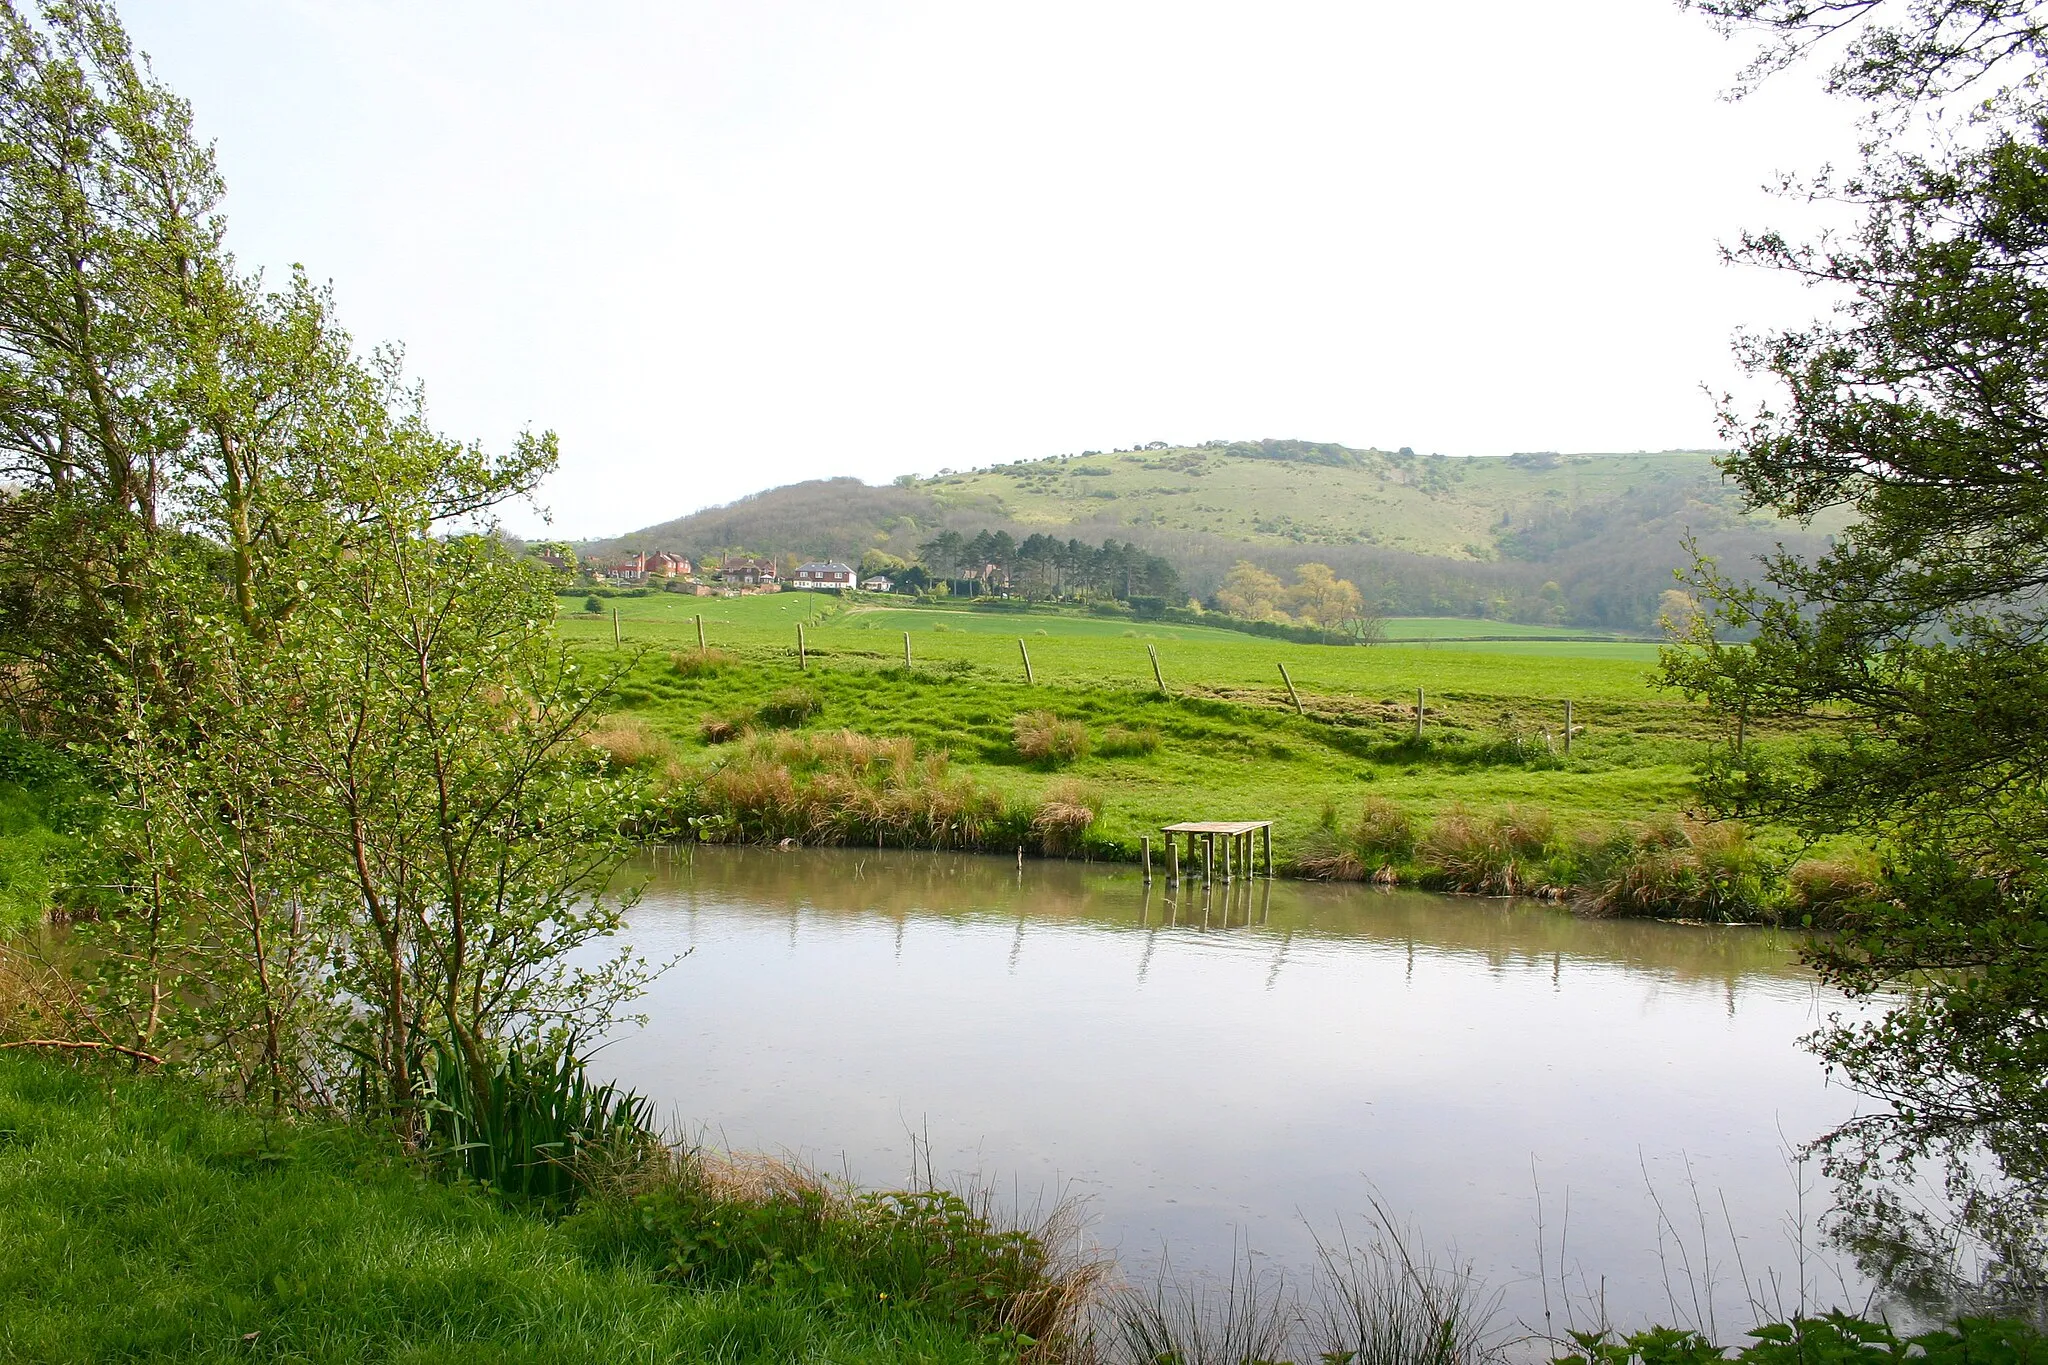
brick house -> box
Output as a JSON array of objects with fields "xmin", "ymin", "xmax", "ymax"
[
  {"xmin": 718, "ymin": 556, "xmax": 778, "ymax": 587},
  {"xmin": 792, "ymin": 561, "xmax": 855, "ymax": 590}
]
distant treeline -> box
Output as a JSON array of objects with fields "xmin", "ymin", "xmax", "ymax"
[{"xmin": 916, "ymin": 529, "xmax": 1179, "ymax": 601}]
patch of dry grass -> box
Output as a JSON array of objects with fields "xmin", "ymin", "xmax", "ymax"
[
  {"xmin": 1013, "ymin": 710, "xmax": 1090, "ymax": 767},
  {"xmin": 585, "ymin": 713, "xmax": 676, "ymax": 770}
]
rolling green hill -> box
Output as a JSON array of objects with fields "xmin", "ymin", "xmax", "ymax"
[{"xmin": 577, "ymin": 440, "xmax": 1839, "ymax": 632}]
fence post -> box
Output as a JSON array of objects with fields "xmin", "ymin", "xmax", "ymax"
[
  {"xmin": 695, "ymin": 613, "xmax": 706, "ymax": 651},
  {"xmin": 1148, "ymin": 644, "xmax": 1166, "ymax": 694},
  {"xmin": 613, "ymin": 607, "xmax": 621, "ymax": 647},
  {"xmin": 1278, "ymin": 662, "xmax": 1304, "ymax": 715},
  {"xmin": 904, "ymin": 631, "xmax": 912, "ymax": 668},
  {"xmin": 797, "ymin": 623, "xmax": 806, "ymax": 670},
  {"xmin": 1019, "ymin": 638, "xmax": 1035, "ymax": 685},
  {"xmin": 1415, "ymin": 686, "xmax": 1425, "ymax": 740},
  {"xmin": 1563, "ymin": 699, "xmax": 1573, "ymax": 754}
]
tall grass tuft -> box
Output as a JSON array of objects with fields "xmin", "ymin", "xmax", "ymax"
[
  {"xmin": 585, "ymin": 713, "xmax": 676, "ymax": 770},
  {"xmin": 1584, "ymin": 818, "xmax": 1770, "ymax": 920},
  {"xmin": 697, "ymin": 713, "xmax": 744, "ymax": 745},
  {"xmin": 1032, "ymin": 778, "xmax": 1101, "ymax": 856},
  {"xmin": 671, "ymin": 646, "xmax": 738, "ymax": 678},
  {"xmin": 1013, "ymin": 710, "xmax": 1090, "ymax": 766},
  {"xmin": 1300, "ymin": 796, "xmax": 1418, "ymax": 881},
  {"xmin": 758, "ymin": 685, "xmax": 823, "ymax": 727},
  {"xmin": 1421, "ymin": 804, "xmax": 1559, "ymax": 896},
  {"xmin": 421, "ymin": 1036, "xmax": 653, "ymax": 1204},
  {"xmin": 1307, "ymin": 1205, "xmax": 1508, "ymax": 1365},
  {"xmin": 572, "ymin": 1144, "xmax": 1109, "ymax": 1361},
  {"xmin": 1105, "ymin": 1248, "xmax": 1296, "ymax": 1365},
  {"xmin": 1785, "ymin": 857, "xmax": 1877, "ymax": 926},
  {"xmin": 1097, "ymin": 724, "xmax": 1160, "ymax": 757}
]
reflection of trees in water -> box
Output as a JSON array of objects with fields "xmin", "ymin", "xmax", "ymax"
[{"xmin": 624, "ymin": 845, "xmax": 1809, "ymax": 992}]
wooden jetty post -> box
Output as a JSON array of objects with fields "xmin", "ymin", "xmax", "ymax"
[
  {"xmin": 1278, "ymin": 662, "xmax": 1304, "ymax": 715},
  {"xmin": 1148, "ymin": 644, "xmax": 1166, "ymax": 694},
  {"xmin": 1162, "ymin": 820, "xmax": 1275, "ymax": 894},
  {"xmin": 1019, "ymin": 638, "xmax": 1035, "ymax": 685},
  {"xmin": 1563, "ymin": 699, "xmax": 1573, "ymax": 754},
  {"xmin": 695, "ymin": 614, "xmax": 706, "ymax": 651},
  {"xmin": 613, "ymin": 607, "xmax": 621, "ymax": 647},
  {"xmin": 904, "ymin": 631, "xmax": 912, "ymax": 668},
  {"xmin": 797, "ymin": 623, "xmax": 807, "ymax": 670},
  {"xmin": 1141, "ymin": 835, "xmax": 1152, "ymax": 885}
]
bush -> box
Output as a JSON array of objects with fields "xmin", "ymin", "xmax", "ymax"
[
  {"xmin": 1786, "ymin": 857, "xmax": 1878, "ymax": 925},
  {"xmin": 758, "ymin": 685, "xmax": 823, "ymax": 727},
  {"xmin": 697, "ymin": 714, "xmax": 744, "ymax": 745},
  {"xmin": 583, "ymin": 595, "xmax": 601, "ymax": 614},
  {"xmin": 1098, "ymin": 724, "xmax": 1160, "ymax": 757},
  {"xmin": 1584, "ymin": 818, "xmax": 1771, "ymax": 920},
  {"xmin": 1013, "ymin": 710, "xmax": 1089, "ymax": 766},
  {"xmin": 1297, "ymin": 796, "xmax": 1417, "ymax": 882}
]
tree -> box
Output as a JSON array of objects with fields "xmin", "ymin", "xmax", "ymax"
[
  {"xmin": 1669, "ymin": 0, "xmax": 2048, "ymax": 1298},
  {"xmin": 1215, "ymin": 560, "xmax": 1286, "ymax": 620},
  {"xmin": 1284, "ymin": 563, "xmax": 1364, "ymax": 639}
]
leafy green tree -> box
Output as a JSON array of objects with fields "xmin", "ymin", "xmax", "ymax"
[
  {"xmin": 1215, "ymin": 560, "xmax": 1286, "ymax": 621},
  {"xmin": 1670, "ymin": 0, "xmax": 2048, "ymax": 1298}
]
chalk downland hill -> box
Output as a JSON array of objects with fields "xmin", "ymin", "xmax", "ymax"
[{"xmin": 578, "ymin": 441, "xmax": 1839, "ymax": 631}]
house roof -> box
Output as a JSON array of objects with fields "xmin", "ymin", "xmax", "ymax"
[{"xmin": 795, "ymin": 561, "xmax": 854, "ymax": 574}]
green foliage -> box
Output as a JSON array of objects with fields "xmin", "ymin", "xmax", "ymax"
[
  {"xmin": 420, "ymin": 1036, "xmax": 652, "ymax": 1204},
  {"xmin": 585, "ymin": 594, "xmax": 602, "ymax": 613},
  {"xmin": 0, "ymin": 1052, "xmax": 1002, "ymax": 1363},
  {"xmin": 1556, "ymin": 1312, "xmax": 2048, "ymax": 1365}
]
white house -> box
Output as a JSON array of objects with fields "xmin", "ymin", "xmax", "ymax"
[
  {"xmin": 860, "ymin": 574, "xmax": 895, "ymax": 593},
  {"xmin": 792, "ymin": 561, "xmax": 855, "ymax": 589}
]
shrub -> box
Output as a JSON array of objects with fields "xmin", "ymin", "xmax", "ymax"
[
  {"xmin": 1098, "ymin": 724, "xmax": 1160, "ymax": 757},
  {"xmin": 583, "ymin": 595, "xmax": 601, "ymax": 614},
  {"xmin": 1297, "ymin": 796, "xmax": 1416, "ymax": 881},
  {"xmin": 671, "ymin": 647, "xmax": 737, "ymax": 678},
  {"xmin": 1584, "ymin": 818, "xmax": 1770, "ymax": 920},
  {"xmin": 1013, "ymin": 710, "xmax": 1089, "ymax": 766},
  {"xmin": 758, "ymin": 685, "xmax": 823, "ymax": 727}
]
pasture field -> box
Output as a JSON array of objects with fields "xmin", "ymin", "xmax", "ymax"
[{"xmin": 562, "ymin": 592, "xmax": 1751, "ymax": 866}]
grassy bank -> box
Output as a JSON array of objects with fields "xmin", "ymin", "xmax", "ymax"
[
  {"xmin": 0, "ymin": 1051, "xmax": 1052, "ymax": 1364},
  {"xmin": 567, "ymin": 594, "xmax": 1851, "ymax": 919}
]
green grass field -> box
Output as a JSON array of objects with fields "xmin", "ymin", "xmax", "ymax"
[
  {"xmin": 0, "ymin": 1054, "xmax": 1000, "ymax": 1364},
  {"xmin": 565, "ymin": 592, "xmax": 1746, "ymax": 865}
]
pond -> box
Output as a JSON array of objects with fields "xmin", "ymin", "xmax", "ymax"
[{"xmin": 596, "ymin": 846, "xmax": 1869, "ymax": 1336}]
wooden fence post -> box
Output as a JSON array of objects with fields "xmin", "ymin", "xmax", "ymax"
[
  {"xmin": 1563, "ymin": 699, "xmax": 1573, "ymax": 754},
  {"xmin": 1415, "ymin": 686, "xmax": 1425, "ymax": 740},
  {"xmin": 1148, "ymin": 644, "xmax": 1166, "ymax": 694},
  {"xmin": 695, "ymin": 614, "xmax": 706, "ymax": 651},
  {"xmin": 1278, "ymin": 662, "xmax": 1304, "ymax": 715},
  {"xmin": 613, "ymin": 608, "xmax": 621, "ymax": 647},
  {"xmin": 797, "ymin": 623, "xmax": 806, "ymax": 670},
  {"xmin": 1019, "ymin": 638, "xmax": 1035, "ymax": 685},
  {"xmin": 903, "ymin": 631, "xmax": 912, "ymax": 668}
]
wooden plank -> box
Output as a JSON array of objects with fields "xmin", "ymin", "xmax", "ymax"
[{"xmin": 1161, "ymin": 820, "xmax": 1272, "ymax": 835}]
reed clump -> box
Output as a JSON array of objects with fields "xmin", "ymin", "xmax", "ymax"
[
  {"xmin": 1421, "ymin": 804, "xmax": 1560, "ymax": 896},
  {"xmin": 1014, "ymin": 710, "xmax": 1090, "ymax": 767},
  {"xmin": 1581, "ymin": 817, "xmax": 1769, "ymax": 920},
  {"xmin": 570, "ymin": 1144, "xmax": 1108, "ymax": 1362},
  {"xmin": 697, "ymin": 713, "xmax": 743, "ymax": 745},
  {"xmin": 1298, "ymin": 797, "xmax": 1415, "ymax": 882},
  {"xmin": 1785, "ymin": 856, "xmax": 1878, "ymax": 926}
]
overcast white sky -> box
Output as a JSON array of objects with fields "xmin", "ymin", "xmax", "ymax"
[{"xmin": 125, "ymin": 2, "xmax": 1855, "ymax": 539}]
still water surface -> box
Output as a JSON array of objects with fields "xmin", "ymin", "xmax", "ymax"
[{"xmin": 597, "ymin": 846, "xmax": 1867, "ymax": 1332}]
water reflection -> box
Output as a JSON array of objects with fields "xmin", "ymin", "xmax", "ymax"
[{"xmin": 597, "ymin": 845, "xmax": 1861, "ymax": 1336}]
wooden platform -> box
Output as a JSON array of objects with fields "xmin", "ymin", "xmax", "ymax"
[{"xmin": 1150, "ymin": 820, "xmax": 1274, "ymax": 886}]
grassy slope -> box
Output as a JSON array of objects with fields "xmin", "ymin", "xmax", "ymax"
[
  {"xmin": 921, "ymin": 447, "xmax": 1729, "ymax": 560},
  {"xmin": 0, "ymin": 1053, "xmax": 995, "ymax": 1365},
  {"xmin": 571, "ymin": 594, "xmax": 1741, "ymax": 861}
]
